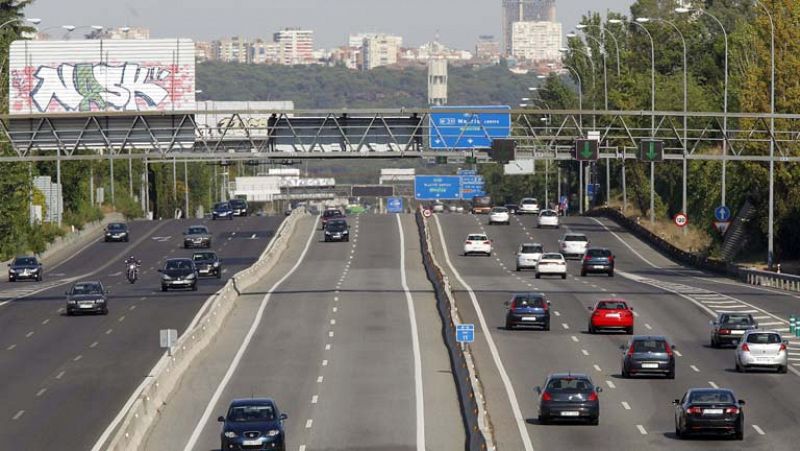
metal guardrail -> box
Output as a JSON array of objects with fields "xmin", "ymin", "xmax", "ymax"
[
  {"xmin": 415, "ymin": 210, "xmax": 489, "ymax": 451},
  {"xmin": 740, "ymin": 268, "xmax": 800, "ymax": 292}
]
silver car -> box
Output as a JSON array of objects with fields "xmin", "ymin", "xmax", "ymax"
[
  {"xmin": 558, "ymin": 233, "xmax": 589, "ymax": 259},
  {"xmin": 735, "ymin": 330, "xmax": 788, "ymax": 373},
  {"xmin": 516, "ymin": 243, "xmax": 544, "ymax": 271}
]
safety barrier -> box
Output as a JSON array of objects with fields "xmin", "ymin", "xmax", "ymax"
[
  {"xmin": 102, "ymin": 209, "xmax": 306, "ymax": 451},
  {"xmin": 415, "ymin": 210, "xmax": 490, "ymax": 450},
  {"xmin": 740, "ymin": 268, "xmax": 800, "ymax": 293}
]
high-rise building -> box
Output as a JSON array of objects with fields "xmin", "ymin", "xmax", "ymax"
[
  {"xmin": 195, "ymin": 41, "xmax": 214, "ymax": 62},
  {"xmin": 511, "ymin": 21, "xmax": 562, "ymax": 62},
  {"xmin": 273, "ymin": 28, "xmax": 314, "ymax": 65},
  {"xmin": 215, "ymin": 36, "xmax": 252, "ymax": 63},
  {"xmin": 501, "ymin": 0, "xmax": 556, "ymax": 55},
  {"xmin": 361, "ymin": 34, "xmax": 403, "ymax": 70},
  {"xmin": 475, "ymin": 35, "xmax": 501, "ymax": 64}
]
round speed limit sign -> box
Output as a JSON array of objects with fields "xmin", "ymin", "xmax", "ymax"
[
  {"xmin": 673, "ymin": 212, "xmax": 688, "ymax": 228},
  {"xmin": 422, "ymin": 208, "xmax": 432, "ymax": 218}
]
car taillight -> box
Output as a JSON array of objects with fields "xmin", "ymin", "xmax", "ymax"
[
  {"xmin": 627, "ymin": 344, "xmax": 635, "ymax": 356},
  {"xmin": 719, "ymin": 329, "xmax": 730, "ymax": 335},
  {"xmin": 741, "ymin": 343, "xmax": 750, "ymax": 352},
  {"xmin": 484, "ymin": 241, "xmax": 491, "ymax": 244},
  {"xmin": 665, "ymin": 342, "xmax": 673, "ymax": 357},
  {"xmin": 587, "ymin": 392, "xmax": 598, "ymax": 401},
  {"xmin": 465, "ymin": 240, "xmax": 471, "ymax": 244},
  {"xmin": 780, "ymin": 343, "xmax": 787, "ymax": 352},
  {"xmin": 686, "ymin": 407, "xmax": 702, "ymax": 415},
  {"xmin": 583, "ymin": 256, "xmax": 591, "ymax": 262},
  {"xmin": 541, "ymin": 391, "xmax": 552, "ymax": 401},
  {"xmin": 608, "ymin": 256, "xmax": 614, "ymax": 263},
  {"xmin": 725, "ymin": 407, "xmax": 740, "ymax": 415}
]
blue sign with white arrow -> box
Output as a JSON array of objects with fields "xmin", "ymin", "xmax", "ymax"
[
  {"xmin": 714, "ymin": 205, "xmax": 731, "ymax": 222},
  {"xmin": 387, "ymin": 197, "xmax": 403, "ymax": 213},
  {"xmin": 414, "ymin": 175, "xmax": 462, "ymax": 200},
  {"xmin": 429, "ymin": 105, "xmax": 511, "ymax": 149},
  {"xmin": 456, "ymin": 323, "xmax": 475, "ymax": 343}
]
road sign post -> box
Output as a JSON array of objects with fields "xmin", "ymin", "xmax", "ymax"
[
  {"xmin": 456, "ymin": 324, "xmax": 475, "ymax": 349},
  {"xmin": 673, "ymin": 212, "xmax": 688, "ymax": 228}
]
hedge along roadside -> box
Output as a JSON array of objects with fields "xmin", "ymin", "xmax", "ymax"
[
  {"xmin": 415, "ymin": 210, "xmax": 492, "ymax": 450},
  {"xmin": 97, "ymin": 209, "xmax": 307, "ymax": 451}
]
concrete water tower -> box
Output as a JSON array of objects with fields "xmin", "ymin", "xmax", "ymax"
[{"xmin": 427, "ymin": 59, "xmax": 448, "ymax": 106}]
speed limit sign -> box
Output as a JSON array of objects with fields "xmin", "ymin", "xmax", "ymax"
[
  {"xmin": 422, "ymin": 208, "xmax": 432, "ymax": 218},
  {"xmin": 673, "ymin": 212, "xmax": 688, "ymax": 228}
]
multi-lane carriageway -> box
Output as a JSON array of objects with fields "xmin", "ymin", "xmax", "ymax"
[{"xmin": 4, "ymin": 209, "xmax": 800, "ymax": 451}]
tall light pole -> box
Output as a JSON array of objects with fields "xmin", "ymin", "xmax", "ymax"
[
  {"xmin": 561, "ymin": 45, "xmax": 597, "ymax": 129},
  {"xmin": 676, "ymin": 7, "xmax": 728, "ymax": 208},
  {"xmin": 556, "ymin": 65, "xmax": 585, "ymax": 213},
  {"xmin": 573, "ymin": 32, "xmax": 608, "ymax": 111},
  {"xmin": 612, "ymin": 18, "xmax": 656, "ymax": 224},
  {"xmin": 577, "ymin": 23, "xmax": 621, "ymax": 77}
]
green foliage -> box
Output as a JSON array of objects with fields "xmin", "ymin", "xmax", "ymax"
[{"xmin": 114, "ymin": 195, "xmax": 143, "ymax": 220}]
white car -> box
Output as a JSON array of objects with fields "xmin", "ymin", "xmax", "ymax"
[
  {"xmin": 559, "ymin": 233, "xmax": 589, "ymax": 259},
  {"xmin": 488, "ymin": 207, "xmax": 511, "ymax": 225},
  {"xmin": 464, "ymin": 233, "xmax": 492, "ymax": 256},
  {"xmin": 735, "ymin": 330, "xmax": 788, "ymax": 373},
  {"xmin": 535, "ymin": 253, "xmax": 567, "ymax": 279},
  {"xmin": 432, "ymin": 202, "xmax": 445, "ymax": 213},
  {"xmin": 537, "ymin": 210, "xmax": 560, "ymax": 228},
  {"xmin": 516, "ymin": 243, "xmax": 544, "ymax": 271},
  {"xmin": 519, "ymin": 198, "xmax": 540, "ymax": 215}
]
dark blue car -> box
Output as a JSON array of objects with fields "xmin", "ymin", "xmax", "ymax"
[
  {"xmin": 505, "ymin": 292, "xmax": 551, "ymax": 331},
  {"xmin": 213, "ymin": 201, "xmax": 234, "ymax": 220},
  {"xmin": 219, "ymin": 398, "xmax": 287, "ymax": 451}
]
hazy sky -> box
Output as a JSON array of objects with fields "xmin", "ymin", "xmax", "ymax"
[{"xmin": 25, "ymin": 0, "xmax": 636, "ymax": 49}]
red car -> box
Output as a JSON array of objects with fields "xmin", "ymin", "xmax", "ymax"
[{"xmin": 588, "ymin": 299, "xmax": 634, "ymax": 334}]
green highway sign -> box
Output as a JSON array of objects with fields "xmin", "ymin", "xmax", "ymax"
[
  {"xmin": 575, "ymin": 139, "xmax": 599, "ymax": 161},
  {"xmin": 638, "ymin": 140, "xmax": 664, "ymax": 162}
]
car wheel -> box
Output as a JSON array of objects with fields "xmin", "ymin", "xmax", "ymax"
[
  {"xmin": 212, "ymin": 217, "xmax": 216, "ymax": 221},
  {"xmin": 543, "ymin": 321, "xmax": 550, "ymax": 331},
  {"xmin": 192, "ymin": 283, "xmax": 198, "ymax": 291},
  {"xmin": 162, "ymin": 286, "xmax": 168, "ymax": 292},
  {"xmin": 621, "ymin": 367, "xmax": 629, "ymax": 378},
  {"xmin": 102, "ymin": 308, "xmax": 109, "ymax": 315},
  {"xmin": 589, "ymin": 416, "xmax": 599, "ymax": 426},
  {"xmin": 516, "ymin": 266, "xmax": 520, "ymax": 272},
  {"xmin": 711, "ymin": 338, "xmax": 718, "ymax": 348},
  {"xmin": 734, "ymin": 424, "xmax": 744, "ymax": 441},
  {"xmin": 561, "ymin": 274, "xmax": 566, "ymax": 279},
  {"xmin": 124, "ymin": 236, "xmax": 129, "ymax": 242},
  {"xmin": 667, "ymin": 369, "xmax": 675, "ymax": 379},
  {"xmin": 538, "ymin": 414, "xmax": 548, "ymax": 425},
  {"xmin": 216, "ymin": 271, "xmax": 222, "ymax": 279},
  {"xmin": 626, "ymin": 327, "xmax": 633, "ymax": 335},
  {"xmin": 588, "ymin": 324, "xmax": 595, "ymax": 334},
  {"xmin": 535, "ymin": 273, "xmax": 541, "ymax": 279},
  {"xmin": 676, "ymin": 423, "xmax": 684, "ymax": 439},
  {"xmin": 736, "ymin": 360, "xmax": 744, "ymax": 373},
  {"xmin": 580, "ymin": 271, "xmax": 586, "ymax": 277},
  {"xmin": 8, "ymin": 278, "xmax": 13, "ymax": 282},
  {"xmin": 779, "ymin": 365, "xmax": 788, "ymax": 374},
  {"xmin": 608, "ymin": 270, "xmax": 614, "ymax": 277},
  {"xmin": 36, "ymin": 274, "xmax": 42, "ymax": 282},
  {"xmin": 505, "ymin": 320, "xmax": 513, "ymax": 330}
]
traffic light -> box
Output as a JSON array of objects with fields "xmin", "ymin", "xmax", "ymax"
[
  {"xmin": 435, "ymin": 155, "xmax": 448, "ymax": 165},
  {"xmin": 638, "ymin": 140, "xmax": 664, "ymax": 162},
  {"xmin": 575, "ymin": 139, "xmax": 599, "ymax": 162},
  {"xmin": 490, "ymin": 138, "xmax": 516, "ymax": 164}
]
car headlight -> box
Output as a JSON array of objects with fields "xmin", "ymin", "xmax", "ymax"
[
  {"xmin": 95, "ymin": 299, "xmax": 105, "ymax": 304},
  {"xmin": 213, "ymin": 261, "xmax": 220, "ymax": 267},
  {"xmin": 162, "ymin": 274, "xmax": 172, "ymax": 281},
  {"xmin": 31, "ymin": 267, "xmax": 39, "ymax": 272},
  {"xmin": 186, "ymin": 273, "xmax": 196, "ymax": 280},
  {"xmin": 8, "ymin": 268, "xmax": 16, "ymax": 273},
  {"xmin": 266, "ymin": 429, "xmax": 280, "ymax": 437},
  {"xmin": 223, "ymin": 431, "xmax": 237, "ymax": 438},
  {"xmin": 68, "ymin": 299, "xmax": 77, "ymax": 304}
]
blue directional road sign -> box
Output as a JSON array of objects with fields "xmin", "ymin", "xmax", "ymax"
[
  {"xmin": 714, "ymin": 205, "xmax": 731, "ymax": 222},
  {"xmin": 461, "ymin": 175, "xmax": 486, "ymax": 199},
  {"xmin": 430, "ymin": 105, "xmax": 511, "ymax": 149},
  {"xmin": 414, "ymin": 175, "xmax": 462, "ymax": 200},
  {"xmin": 457, "ymin": 169, "xmax": 477, "ymax": 176},
  {"xmin": 456, "ymin": 323, "xmax": 475, "ymax": 344},
  {"xmin": 387, "ymin": 197, "xmax": 403, "ymax": 213}
]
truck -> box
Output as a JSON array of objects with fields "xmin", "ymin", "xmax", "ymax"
[{"xmin": 471, "ymin": 195, "xmax": 492, "ymax": 214}]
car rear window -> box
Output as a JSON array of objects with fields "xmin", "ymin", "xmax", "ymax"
[
  {"xmin": 746, "ymin": 333, "xmax": 781, "ymax": 344},
  {"xmin": 521, "ymin": 245, "xmax": 543, "ymax": 254},
  {"xmin": 324, "ymin": 210, "xmax": 343, "ymax": 217},
  {"xmin": 193, "ymin": 253, "xmax": 214, "ymax": 261},
  {"xmin": 214, "ymin": 202, "xmax": 230, "ymax": 209},
  {"xmin": 468, "ymin": 235, "xmax": 488, "ymax": 241},
  {"xmin": 632, "ymin": 339, "xmax": 668, "ymax": 353},
  {"xmin": 597, "ymin": 301, "xmax": 627, "ymax": 310},
  {"xmin": 541, "ymin": 211, "xmax": 557, "ymax": 217},
  {"xmin": 72, "ymin": 283, "xmax": 102, "ymax": 295},
  {"xmin": 521, "ymin": 198, "xmax": 538, "ymax": 205},
  {"xmin": 547, "ymin": 378, "xmax": 592, "ymax": 391},
  {"xmin": 586, "ymin": 249, "xmax": 611, "ymax": 257},
  {"xmin": 688, "ymin": 391, "xmax": 735, "ymax": 404},
  {"xmin": 721, "ymin": 314, "xmax": 752, "ymax": 325},
  {"xmin": 227, "ymin": 405, "xmax": 275, "ymax": 422},
  {"xmin": 108, "ymin": 223, "xmax": 126, "ymax": 231},
  {"xmin": 512, "ymin": 295, "xmax": 546, "ymax": 308},
  {"xmin": 492, "ymin": 207, "xmax": 508, "ymax": 213},
  {"xmin": 541, "ymin": 253, "xmax": 563, "ymax": 260},
  {"xmin": 564, "ymin": 235, "xmax": 588, "ymax": 242}
]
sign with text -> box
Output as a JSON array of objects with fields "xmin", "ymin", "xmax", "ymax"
[{"xmin": 429, "ymin": 106, "xmax": 511, "ymax": 149}]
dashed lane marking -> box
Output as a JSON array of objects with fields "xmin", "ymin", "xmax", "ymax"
[
  {"xmin": 562, "ymin": 323, "xmax": 570, "ymax": 330},
  {"xmin": 636, "ymin": 425, "xmax": 647, "ymax": 435},
  {"xmin": 593, "ymin": 364, "xmax": 602, "ymax": 372},
  {"xmin": 322, "ymin": 360, "xmax": 328, "ymax": 366},
  {"xmin": 305, "ymin": 419, "xmax": 313, "ymax": 429},
  {"xmin": 606, "ymin": 380, "xmax": 616, "ymax": 389},
  {"xmin": 554, "ymin": 311, "xmax": 560, "ymax": 317},
  {"xmin": 6, "ymin": 344, "xmax": 16, "ymax": 351},
  {"xmin": 708, "ymin": 381, "xmax": 718, "ymax": 389},
  {"xmin": 325, "ymin": 344, "xmax": 331, "ymax": 350},
  {"xmin": 752, "ymin": 425, "xmax": 765, "ymax": 435},
  {"xmin": 644, "ymin": 323, "xmax": 652, "ymax": 330},
  {"xmin": 90, "ymin": 341, "xmax": 98, "ymax": 348},
  {"xmin": 581, "ymin": 349, "xmax": 590, "ymax": 356},
  {"xmin": 12, "ymin": 410, "xmax": 24, "ymax": 420},
  {"xmin": 311, "ymin": 395, "xmax": 318, "ymax": 404},
  {"xmin": 73, "ymin": 355, "xmax": 82, "ymax": 362},
  {"xmin": 55, "ymin": 371, "xmax": 65, "ymax": 379},
  {"xmin": 690, "ymin": 365, "xmax": 700, "ymax": 372},
  {"xmin": 674, "ymin": 350, "xmax": 683, "ymax": 357},
  {"xmin": 36, "ymin": 388, "xmax": 47, "ymax": 397},
  {"xmin": 621, "ymin": 402, "xmax": 631, "ymax": 410},
  {"xmin": 571, "ymin": 336, "xmax": 579, "ymax": 343},
  {"xmin": 316, "ymin": 376, "xmax": 323, "ymax": 383}
]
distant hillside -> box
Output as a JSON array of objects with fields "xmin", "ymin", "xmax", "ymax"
[{"xmin": 196, "ymin": 62, "xmax": 534, "ymax": 108}]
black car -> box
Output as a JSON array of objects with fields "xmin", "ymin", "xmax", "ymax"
[
  {"xmin": 65, "ymin": 281, "xmax": 108, "ymax": 315},
  {"xmin": 621, "ymin": 336, "xmax": 676, "ymax": 379},
  {"xmin": 212, "ymin": 202, "xmax": 234, "ymax": 220},
  {"xmin": 184, "ymin": 225, "xmax": 212, "ymax": 249},
  {"xmin": 192, "ymin": 251, "xmax": 222, "ymax": 279},
  {"xmin": 580, "ymin": 248, "xmax": 614, "ymax": 277},
  {"xmin": 229, "ymin": 198, "xmax": 249, "ymax": 216},
  {"xmin": 536, "ymin": 373, "xmax": 601, "ymax": 425},
  {"xmin": 674, "ymin": 388, "xmax": 744, "ymax": 440},
  {"xmin": 321, "ymin": 209, "xmax": 345, "ymax": 230},
  {"xmin": 710, "ymin": 313, "xmax": 758, "ymax": 348},
  {"xmin": 218, "ymin": 398, "xmax": 287, "ymax": 451},
  {"xmin": 104, "ymin": 222, "xmax": 130, "ymax": 242},
  {"xmin": 324, "ymin": 219, "xmax": 349, "ymax": 242},
  {"xmin": 505, "ymin": 292, "xmax": 551, "ymax": 330},
  {"xmin": 159, "ymin": 258, "xmax": 198, "ymax": 291},
  {"xmin": 8, "ymin": 256, "xmax": 42, "ymax": 282},
  {"xmin": 505, "ymin": 203, "xmax": 519, "ymax": 215}
]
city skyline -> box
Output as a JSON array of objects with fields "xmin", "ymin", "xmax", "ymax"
[{"xmin": 25, "ymin": 0, "xmax": 636, "ymax": 50}]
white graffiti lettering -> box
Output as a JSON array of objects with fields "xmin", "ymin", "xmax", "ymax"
[{"xmin": 31, "ymin": 65, "xmax": 81, "ymax": 112}]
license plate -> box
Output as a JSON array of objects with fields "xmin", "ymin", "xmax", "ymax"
[
  {"xmin": 606, "ymin": 313, "xmax": 620, "ymax": 318},
  {"xmin": 703, "ymin": 409, "xmax": 723, "ymax": 415},
  {"xmin": 641, "ymin": 363, "xmax": 659, "ymax": 369},
  {"xmin": 242, "ymin": 439, "xmax": 263, "ymax": 446},
  {"xmin": 731, "ymin": 330, "xmax": 745, "ymax": 335},
  {"xmin": 522, "ymin": 317, "xmax": 537, "ymax": 321},
  {"xmin": 560, "ymin": 411, "xmax": 580, "ymax": 417},
  {"xmin": 80, "ymin": 303, "xmax": 94, "ymax": 308},
  {"xmin": 593, "ymin": 265, "xmax": 605, "ymax": 269}
]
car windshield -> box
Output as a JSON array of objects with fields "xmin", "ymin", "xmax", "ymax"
[
  {"xmin": 14, "ymin": 257, "xmax": 37, "ymax": 265},
  {"xmin": 688, "ymin": 391, "xmax": 735, "ymax": 405},
  {"xmin": 108, "ymin": 223, "xmax": 126, "ymax": 231},
  {"xmin": 564, "ymin": 235, "xmax": 588, "ymax": 242},
  {"xmin": 166, "ymin": 260, "xmax": 193, "ymax": 271},
  {"xmin": 541, "ymin": 253, "xmax": 563, "ymax": 260},
  {"xmin": 193, "ymin": 253, "xmax": 215, "ymax": 261},
  {"xmin": 72, "ymin": 283, "xmax": 102, "ymax": 295},
  {"xmin": 597, "ymin": 301, "xmax": 627, "ymax": 310},
  {"xmin": 512, "ymin": 294, "xmax": 545, "ymax": 308},
  {"xmin": 586, "ymin": 249, "xmax": 611, "ymax": 257},
  {"xmin": 521, "ymin": 245, "xmax": 543, "ymax": 254},
  {"xmin": 468, "ymin": 235, "xmax": 488, "ymax": 241},
  {"xmin": 721, "ymin": 314, "xmax": 752, "ymax": 325},
  {"xmin": 227, "ymin": 405, "xmax": 275, "ymax": 422},
  {"xmin": 632, "ymin": 339, "xmax": 668, "ymax": 353},
  {"xmin": 546, "ymin": 377, "xmax": 592, "ymax": 392},
  {"xmin": 492, "ymin": 207, "xmax": 508, "ymax": 213},
  {"xmin": 327, "ymin": 222, "xmax": 347, "ymax": 231},
  {"xmin": 188, "ymin": 227, "xmax": 207, "ymax": 235},
  {"xmin": 746, "ymin": 333, "xmax": 781, "ymax": 344},
  {"xmin": 230, "ymin": 199, "xmax": 245, "ymax": 208},
  {"xmin": 214, "ymin": 203, "xmax": 230, "ymax": 210}
]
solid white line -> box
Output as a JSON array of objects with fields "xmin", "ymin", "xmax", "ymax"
[
  {"xmin": 589, "ymin": 218, "xmax": 659, "ymax": 268},
  {"xmin": 181, "ymin": 218, "xmax": 318, "ymax": 451},
  {"xmin": 636, "ymin": 424, "xmax": 647, "ymax": 435},
  {"xmin": 708, "ymin": 381, "xmax": 719, "ymax": 389},
  {"xmin": 396, "ymin": 215, "xmax": 426, "ymax": 451},
  {"xmin": 433, "ymin": 216, "xmax": 534, "ymax": 451},
  {"xmin": 621, "ymin": 402, "xmax": 631, "ymax": 410},
  {"xmin": 752, "ymin": 424, "xmax": 765, "ymax": 435}
]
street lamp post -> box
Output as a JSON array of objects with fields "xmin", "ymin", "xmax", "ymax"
[
  {"xmin": 561, "ymin": 45, "xmax": 597, "ymax": 129},
  {"xmin": 558, "ymin": 65, "xmax": 585, "ymax": 214},
  {"xmin": 577, "ymin": 23, "xmax": 621, "ymax": 77}
]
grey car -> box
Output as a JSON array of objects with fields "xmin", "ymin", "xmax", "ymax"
[
  {"xmin": 184, "ymin": 225, "xmax": 212, "ymax": 249},
  {"xmin": 536, "ymin": 373, "xmax": 602, "ymax": 425},
  {"xmin": 65, "ymin": 281, "xmax": 108, "ymax": 315},
  {"xmin": 8, "ymin": 256, "xmax": 43, "ymax": 282},
  {"xmin": 710, "ymin": 313, "xmax": 758, "ymax": 348},
  {"xmin": 192, "ymin": 251, "xmax": 222, "ymax": 279},
  {"xmin": 735, "ymin": 330, "xmax": 788, "ymax": 373},
  {"xmin": 621, "ymin": 336, "xmax": 676, "ymax": 379}
]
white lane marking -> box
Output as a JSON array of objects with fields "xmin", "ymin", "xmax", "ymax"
[
  {"xmin": 36, "ymin": 388, "xmax": 47, "ymax": 397},
  {"xmin": 621, "ymin": 402, "xmax": 631, "ymax": 410},
  {"xmin": 334, "ymin": 296, "xmax": 339, "ymax": 302},
  {"xmin": 90, "ymin": 341, "xmax": 98, "ymax": 348},
  {"xmin": 562, "ymin": 323, "xmax": 570, "ymax": 330},
  {"xmin": 322, "ymin": 359, "xmax": 328, "ymax": 367},
  {"xmin": 396, "ymin": 215, "xmax": 426, "ymax": 451},
  {"xmin": 571, "ymin": 336, "xmax": 579, "ymax": 343},
  {"xmin": 554, "ymin": 311, "xmax": 561, "ymax": 317},
  {"xmin": 12, "ymin": 410, "xmax": 24, "ymax": 420},
  {"xmin": 708, "ymin": 381, "xmax": 719, "ymax": 389},
  {"xmin": 316, "ymin": 376, "xmax": 323, "ymax": 383},
  {"xmin": 305, "ymin": 419, "xmax": 313, "ymax": 429},
  {"xmin": 56, "ymin": 371, "xmax": 65, "ymax": 379},
  {"xmin": 25, "ymin": 331, "xmax": 34, "ymax": 338},
  {"xmin": 328, "ymin": 331, "xmax": 334, "ymax": 338},
  {"xmin": 644, "ymin": 323, "xmax": 653, "ymax": 330},
  {"xmin": 752, "ymin": 425, "xmax": 765, "ymax": 435},
  {"xmin": 325, "ymin": 344, "xmax": 331, "ymax": 351},
  {"xmin": 332, "ymin": 307, "xmax": 338, "ymax": 313},
  {"xmin": 311, "ymin": 395, "xmax": 318, "ymax": 404},
  {"xmin": 73, "ymin": 355, "xmax": 82, "ymax": 362},
  {"xmin": 690, "ymin": 365, "xmax": 700, "ymax": 373},
  {"xmin": 6, "ymin": 344, "xmax": 16, "ymax": 351},
  {"xmin": 636, "ymin": 425, "xmax": 647, "ymax": 435},
  {"xmin": 581, "ymin": 349, "xmax": 590, "ymax": 356},
  {"xmin": 330, "ymin": 319, "xmax": 336, "ymax": 325},
  {"xmin": 593, "ymin": 364, "xmax": 602, "ymax": 372},
  {"xmin": 589, "ymin": 218, "xmax": 659, "ymax": 268},
  {"xmin": 606, "ymin": 380, "xmax": 616, "ymax": 389},
  {"xmin": 674, "ymin": 350, "xmax": 683, "ymax": 357},
  {"xmin": 118, "ymin": 315, "xmax": 126, "ymax": 322},
  {"xmin": 105, "ymin": 329, "xmax": 113, "ymax": 335},
  {"xmin": 41, "ymin": 318, "xmax": 50, "ymax": 325},
  {"xmin": 433, "ymin": 215, "xmax": 534, "ymax": 451},
  {"xmin": 180, "ymin": 217, "xmax": 319, "ymax": 451}
]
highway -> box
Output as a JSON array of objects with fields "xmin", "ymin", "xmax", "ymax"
[
  {"xmin": 143, "ymin": 213, "xmax": 464, "ymax": 451},
  {"xmin": 0, "ymin": 215, "xmax": 283, "ymax": 451},
  {"xmin": 431, "ymin": 212, "xmax": 800, "ymax": 450}
]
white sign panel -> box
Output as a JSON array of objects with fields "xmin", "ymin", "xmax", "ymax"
[
  {"xmin": 503, "ymin": 160, "xmax": 535, "ymax": 175},
  {"xmin": 196, "ymin": 100, "xmax": 294, "ymax": 139}
]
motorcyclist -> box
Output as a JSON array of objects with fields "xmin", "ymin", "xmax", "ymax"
[{"xmin": 124, "ymin": 256, "xmax": 141, "ymax": 283}]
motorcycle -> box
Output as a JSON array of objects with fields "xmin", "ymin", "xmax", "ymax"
[{"xmin": 126, "ymin": 262, "xmax": 138, "ymax": 284}]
